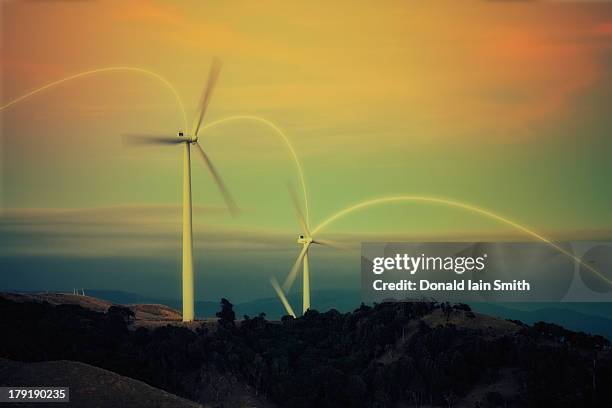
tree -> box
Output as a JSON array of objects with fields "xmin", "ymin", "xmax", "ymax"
[
  {"xmin": 216, "ymin": 298, "xmax": 235, "ymax": 326},
  {"xmin": 107, "ymin": 305, "xmax": 135, "ymax": 324}
]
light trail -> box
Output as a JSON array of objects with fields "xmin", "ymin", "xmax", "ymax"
[
  {"xmin": 0, "ymin": 72, "xmax": 308, "ymax": 224},
  {"xmin": 312, "ymin": 195, "xmax": 611, "ymax": 286},
  {"xmin": 201, "ymin": 115, "xmax": 310, "ymax": 228},
  {"xmin": 0, "ymin": 67, "xmax": 188, "ymax": 131}
]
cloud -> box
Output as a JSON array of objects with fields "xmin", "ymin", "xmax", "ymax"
[
  {"xmin": 472, "ymin": 22, "xmax": 605, "ymax": 133},
  {"xmin": 0, "ymin": 205, "xmax": 294, "ymax": 257},
  {"xmin": 2, "ymin": 205, "xmax": 609, "ymax": 259},
  {"xmin": 592, "ymin": 21, "xmax": 612, "ymax": 36},
  {"xmin": 111, "ymin": 2, "xmax": 183, "ymax": 26}
]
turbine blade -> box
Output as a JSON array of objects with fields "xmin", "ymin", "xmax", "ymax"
[
  {"xmin": 282, "ymin": 243, "xmax": 309, "ymax": 293},
  {"xmin": 194, "ymin": 142, "xmax": 239, "ymax": 217},
  {"xmin": 286, "ymin": 182, "xmax": 310, "ymax": 236},
  {"xmin": 122, "ymin": 134, "xmax": 182, "ymax": 146},
  {"xmin": 270, "ymin": 277, "xmax": 296, "ymax": 318},
  {"xmin": 313, "ymin": 239, "xmax": 352, "ymax": 251},
  {"xmin": 193, "ymin": 58, "xmax": 222, "ymax": 137}
]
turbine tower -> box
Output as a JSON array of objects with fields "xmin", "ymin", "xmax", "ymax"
[
  {"xmin": 271, "ymin": 184, "xmax": 345, "ymax": 317},
  {"xmin": 124, "ymin": 59, "xmax": 238, "ymax": 322}
]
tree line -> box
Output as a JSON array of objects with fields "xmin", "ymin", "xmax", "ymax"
[{"xmin": 1, "ymin": 297, "xmax": 611, "ymax": 407}]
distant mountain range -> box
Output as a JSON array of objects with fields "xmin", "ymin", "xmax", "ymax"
[
  {"xmin": 82, "ymin": 289, "xmax": 361, "ymax": 319},
  {"xmin": 471, "ymin": 302, "xmax": 612, "ymax": 340}
]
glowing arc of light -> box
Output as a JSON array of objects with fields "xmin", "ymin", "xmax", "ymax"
[
  {"xmin": 0, "ymin": 67, "xmax": 188, "ymax": 131},
  {"xmin": 312, "ymin": 195, "xmax": 611, "ymax": 286},
  {"xmin": 201, "ymin": 115, "xmax": 310, "ymax": 228},
  {"xmin": 0, "ymin": 72, "xmax": 308, "ymax": 223}
]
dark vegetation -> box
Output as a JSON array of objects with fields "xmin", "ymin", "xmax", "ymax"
[{"xmin": 1, "ymin": 297, "xmax": 612, "ymax": 407}]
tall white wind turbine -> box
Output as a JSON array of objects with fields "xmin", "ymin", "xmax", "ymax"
[
  {"xmin": 271, "ymin": 184, "xmax": 346, "ymax": 317},
  {"xmin": 124, "ymin": 59, "xmax": 238, "ymax": 322}
]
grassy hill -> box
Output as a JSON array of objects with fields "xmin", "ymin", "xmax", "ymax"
[
  {"xmin": 0, "ymin": 358, "xmax": 202, "ymax": 408},
  {"xmin": 2, "ymin": 292, "xmax": 183, "ymax": 322}
]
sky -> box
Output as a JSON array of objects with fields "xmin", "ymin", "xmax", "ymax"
[{"xmin": 1, "ymin": 0, "xmax": 612, "ymax": 302}]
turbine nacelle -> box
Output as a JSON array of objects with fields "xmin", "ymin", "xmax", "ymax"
[
  {"xmin": 297, "ymin": 234, "xmax": 313, "ymax": 245},
  {"xmin": 178, "ymin": 132, "xmax": 198, "ymax": 143}
]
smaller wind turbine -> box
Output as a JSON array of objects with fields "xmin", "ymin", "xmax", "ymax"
[
  {"xmin": 271, "ymin": 184, "xmax": 346, "ymax": 317},
  {"xmin": 123, "ymin": 58, "xmax": 238, "ymax": 322}
]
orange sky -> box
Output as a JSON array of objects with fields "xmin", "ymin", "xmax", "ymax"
[{"xmin": 2, "ymin": 0, "xmax": 612, "ymax": 239}]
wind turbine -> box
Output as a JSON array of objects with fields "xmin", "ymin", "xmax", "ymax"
[
  {"xmin": 270, "ymin": 184, "xmax": 346, "ymax": 317},
  {"xmin": 123, "ymin": 59, "xmax": 238, "ymax": 322}
]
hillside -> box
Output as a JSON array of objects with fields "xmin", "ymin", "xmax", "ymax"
[
  {"xmin": 1, "ymin": 293, "xmax": 611, "ymax": 407},
  {"xmin": 61, "ymin": 289, "xmax": 612, "ymax": 339},
  {"xmin": 2, "ymin": 292, "xmax": 183, "ymax": 323},
  {"xmin": 0, "ymin": 358, "xmax": 202, "ymax": 408}
]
